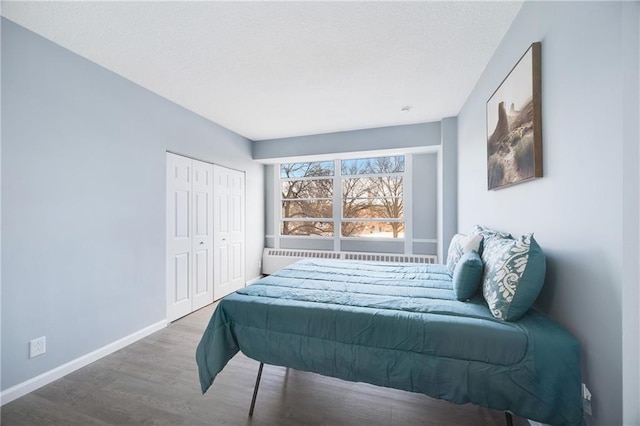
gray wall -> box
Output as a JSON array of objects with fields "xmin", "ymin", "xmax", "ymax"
[
  {"xmin": 254, "ymin": 122, "xmax": 440, "ymax": 254},
  {"xmin": 621, "ymin": 2, "xmax": 640, "ymax": 424},
  {"xmin": 264, "ymin": 165, "xmax": 274, "ymax": 247},
  {"xmin": 457, "ymin": 2, "xmax": 639, "ymax": 425},
  {"xmin": 1, "ymin": 19, "xmax": 264, "ymax": 390},
  {"xmin": 440, "ymin": 117, "xmax": 457, "ymax": 260},
  {"xmin": 412, "ymin": 152, "xmax": 438, "ymax": 254},
  {"xmin": 253, "ymin": 122, "xmax": 440, "ymax": 161}
]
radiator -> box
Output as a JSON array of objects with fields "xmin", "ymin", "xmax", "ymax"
[{"xmin": 262, "ymin": 248, "xmax": 438, "ymax": 275}]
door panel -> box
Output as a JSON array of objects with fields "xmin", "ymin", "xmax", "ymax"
[
  {"xmin": 191, "ymin": 159, "xmax": 214, "ymax": 311},
  {"xmin": 219, "ymin": 246, "xmax": 229, "ymax": 284},
  {"xmin": 174, "ymin": 191, "xmax": 190, "ymax": 237},
  {"xmin": 174, "ymin": 253, "xmax": 190, "ymax": 302},
  {"xmin": 232, "ymin": 195, "xmax": 241, "ymax": 232},
  {"xmin": 220, "ymin": 198, "xmax": 228, "ymax": 233},
  {"xmin": 232, "ymin": 243, "xmax": 242, "ymax": 280},
  {"xmin": 195, "ymin": 193, "xmax": 207, "ymax": 235},
  {"xmin": 214, "ymin": 165, "xmax": 246, "ymax": 300},
  {"xmin": 194, "ymin": 249, "xmax": 208, "ymax": 295},
  {"xmin": 166, "ymin": 153, "xmax": 193, "ymax": 322},
  {"xmin": 167, "ymin": 154, "xmax": 214, "ymax": 321}
]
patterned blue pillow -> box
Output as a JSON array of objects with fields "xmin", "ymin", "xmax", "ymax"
[
  {"xmin": 482, "ymin": 234, "xmax": 546, "ymax": 321},
  {"xmin": 469, "ymin": 225, "xmax": 512, "ymax": 256},
  {"xmin": 452, "ymin": 251, "xmax": 484, "ymax": 301}
]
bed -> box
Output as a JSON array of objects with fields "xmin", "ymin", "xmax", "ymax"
[{"xmin": 196, "ymin": 258, "xmax": 584, "ymax": 426}]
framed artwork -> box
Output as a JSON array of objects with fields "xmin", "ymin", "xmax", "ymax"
[{"xmin": 486, "ymin": 42, "xmax": 542, "ymax": 190}]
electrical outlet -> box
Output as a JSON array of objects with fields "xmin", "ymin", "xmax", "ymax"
[
  {"xmin": 582, "ymin": 383, "xmax": 592, "ymax": 416},
  {"xmin": 29, "ymin": 336, "xmax": 46, "ymax": 358}
]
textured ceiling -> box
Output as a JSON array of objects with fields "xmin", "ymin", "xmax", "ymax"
[{"xmin": 2, "ymin": 1, "xmax": 523, "ymax": 141}]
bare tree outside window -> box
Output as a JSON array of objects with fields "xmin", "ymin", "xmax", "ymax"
[
  {"xmin": 280, "ymin": 156, "xmax": 405, "ymax": 239},
  {"xmin": 281, "ymin": 162, "xmax": 334, "ymax": 236},
  {"xmin": 341, "ymin": 156, "xmax": 404, "ymax": 238}
]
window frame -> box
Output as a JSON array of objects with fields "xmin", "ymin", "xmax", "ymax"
[
  {"xmin": 280, "ymin": 165, "xmax": 335, "ymax": 237},
  {"xmin": 275, "ymin": 155, "xmax": 413, "ymax": 252},
  {"xmin": 341, "ymin": 170, "xmax": 405, "ymax": 239}
]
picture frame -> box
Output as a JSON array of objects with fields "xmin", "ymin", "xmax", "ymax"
[{"xmin": 486, "ymin": 42, "xmax": 542, "ymax": 190}]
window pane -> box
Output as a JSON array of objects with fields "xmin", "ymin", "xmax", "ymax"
[
  {"xmin": 277, "ymin": 157, "xmax": 407, "ymax": 240},
  {"xmin": 282, "ymin": 200, "xmax": 333, "ymax": 219},
  {"xmin": 341, "ymin": 156, "xmax": 405, "ymax": 176},
  {"xmin": 282, "ymin": 179, "xmax": 333, "ymax": 199},
  {"xmin": 342, "ymin": 198, "xmax": 403, "ymax": 219},
  {"xmin": 281, "ymin": 161, "xmax": 334, "ymax": 178},
  {"xmin": 281, "ymin": 221, "xmax": 334, "ymax": 237},
  {"xmin": 342, "ymin": 176, "xmax": 403, "ymax": 199},
  {"xmin": 341, "ymin": 222, "xmax": 405, "ymax": 238}
]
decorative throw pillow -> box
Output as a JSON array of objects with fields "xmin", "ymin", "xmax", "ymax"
[
  {"xmin": 452, "ymin": 251, "xmax": 484, "ymax": 301},
  {"xmin": 462, "ymin": 234, "xmax": 483, "ymax": 253},
  {"xmin": 469, "ymin": 225, "xmax": 512, "ymax": 256},
  {"xmin": 481, "ymin": 234, "xmax": 546, "ymax": 321},
  {"xmin": 446, "ymin": 233, "xmax": 483, "ymax": 274}
]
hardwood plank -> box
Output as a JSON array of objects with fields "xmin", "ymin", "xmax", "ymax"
[
  {"xmin": 1, "ymin": 303, "xmax": 529, "ymax": 425},
  {"xmin": 1, "ymin": 393, "xmax": 108, "ymax": 426}
]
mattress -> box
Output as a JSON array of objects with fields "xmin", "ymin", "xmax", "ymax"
[{"xmin": 196, "ymin": 259, "xmax": 584, "ymax": 425}]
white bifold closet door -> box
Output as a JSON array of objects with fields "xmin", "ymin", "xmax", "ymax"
[
  {"xmin": 166, "ymin": 153, "xmax": 214, "ymax": 322},
  {"xmin": 213, "ymin": 164, "xmax": 246, "ymax": 300}
]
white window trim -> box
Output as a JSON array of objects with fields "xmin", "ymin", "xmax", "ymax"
[
  {"xmin": 274, "ymin": 155, "xmax": 414, "ymax": 252},
  {"xmin": 341, "ymin": 171, "xmax": 405, "ymax": 179},
  {"xmin": 332, "ymin": 159, "xmax": 341, "ymax": 251},
  {"xmin": 281, "ymin": 218, "xmax": 334, "ymax": 222},
  {"xmin": 341, "ymin": 218, "xmax": 404, "ymax": 222},
  {"xmin": 280, "ymin": 235, "xmax": 335, "ymax": 240},
  {"xmin": 273, "ymin": 165, "xmax": 281, "ymax": 249},
  {"xmin": 404, "ymin": 154, "xmax": 413, "ymax": 254}
]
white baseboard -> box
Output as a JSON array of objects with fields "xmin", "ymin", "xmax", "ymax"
[
  {"xmin": 0, "ymin": 319, "xmax": 167, "ymax": 406},
  {"xmin": 246, "ymin": 275, "xmax": 263, "ymax": 285}
]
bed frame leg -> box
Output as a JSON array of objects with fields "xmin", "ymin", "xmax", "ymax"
[
  {"xmin": 505, "ymin": 412, "xmax": 514, "ymax": 426},
  {"xmin": 249, "ymin": 362, "xmax": 264, "ymax": 417}
]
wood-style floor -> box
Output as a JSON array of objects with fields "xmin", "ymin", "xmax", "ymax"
[{"xmin": 2, "ymin": 303, "xmax": 529, "ymax": 426}]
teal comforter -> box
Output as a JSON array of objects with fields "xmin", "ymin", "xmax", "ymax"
[{"xmin": 196, "ymin": 259, "xmax": 583, "ymax": 425}]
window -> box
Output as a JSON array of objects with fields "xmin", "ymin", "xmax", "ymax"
[
  {"xmin": 280, "ymin": 161, "xmax": 334, "ymax": 237},
  {"xmin": 341, "ymin": 156, "xmax": 404, "ymax": 238},
  {"xmin": 279, "ymin": 155, "xmax": 405, "ymax": 239}
]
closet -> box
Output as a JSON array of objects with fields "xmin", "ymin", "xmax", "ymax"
[{"xmin": 166, "ymin": 153, "xmax": 246, "ymax": 322}]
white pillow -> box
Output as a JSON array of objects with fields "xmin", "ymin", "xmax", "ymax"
[
  {"xmin": 462, "ymin": 234, "xmax": 483, "ymax": 253},
  {"xmin": 446, "ymin": 234, "xmax": 483, "ymax": 274}
]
